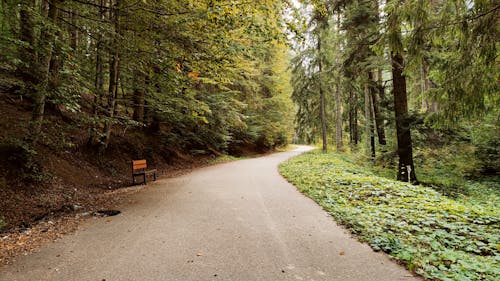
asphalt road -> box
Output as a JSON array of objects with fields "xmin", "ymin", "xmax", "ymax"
[{"xmin": 0, "ymin": 146, "xmax": 419, "ymax": 281}]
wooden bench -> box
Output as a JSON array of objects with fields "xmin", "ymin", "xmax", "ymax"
[{"xmin": 132, "ymin": 159, "xmax": 157, "ymax": 184}]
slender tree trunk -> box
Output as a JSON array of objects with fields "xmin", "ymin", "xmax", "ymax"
[
  {"xmin": 318, "ymin": 37, "xmax": 327, "ymax": 153},
  {"xmin": 48, "ymin": 5, "xmax": 65, "ymax": 97},
  {"xmin": 349, "ymin": 90, "xmax": 358, "ymax": 146},
  {"xmin": 370, "ymin": 71, "xmax": 386, "ymax": 145},
  {"xmin": 69, "ymin": 9, "xmax": 79, "ymax": 51},
  {"xmin": 88, "ymin": 0, "xmax": 105, "ymax": 146},
  {"xmin": 334, "ymin": 14, "xmax": 342, "ymax": 151},
  {"xmin": 102, "ymin": 0, "xmax": 120, "ymax": 150},
  {"xmin": 391, "ymin": 52, "xmax": 417, "ymax": 183},
  {"xmin": 420, "ymin": 59, "xmax": 427, "ymax": 111},
  {"xmin": 377, "ymin": 68, "xmax": 386, "ymax": 105},
  {"xmin": 133, "ymin": 73, "xmax": 146, "ymax": 123},
  {"xmin": 335, "ymin": 83, "xmax": 342, "ymax": 151},
  {"xmin": 369, "ymin": 85, "xmax": 377, "ymax": 159},
  {"xmin": 421, "ymin": 59, "xmax": 438, "ymax": 112},
  {"xmin": 364, "ymin": 79, "xmax": 375, "ymax": 159}
]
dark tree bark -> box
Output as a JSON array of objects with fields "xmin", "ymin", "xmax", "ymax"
[
  {"xmin": 69, "ymin": 9, "xmax": 79, "ymax": 51},
  {"xmin": 102, "ymin": 0, "xmax": 121, "ymax": 150},
  {"xmin": 391, "ymin": 52, "xmax": 417, "ymax": 183},
  {"xmin": 48, "ymin": 6, "xmax": 65, "ymax": 96},
  {"xmin": 318, "ymin": 37, "xmax": 327, "ymax": 153},
  {"xmin": 335, "ymin": 83, "xmax": 343, "ymax": 151},
  {"xmin": 364, "ymin": 80, "xmax": 375, "ymax": 159},
  {"xmin": 421, "ymin": 59, "xmax": 438, "ymax": 112},
  {"xmin": 133, "ymin": 74, "xmax": 146, "ymax": 123},
  {"xmin": 369, "ymin": 71, "xmax": 386, "ymax": 145},
  {"xmin": 349, "ymin": 90, "xmax": 358, "ymax": 146},
  {"xmin": 88, "ymin": 0, "xmax": 106, "ymax": 147}
]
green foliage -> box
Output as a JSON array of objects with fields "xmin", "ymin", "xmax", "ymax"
[
  {"xmin": 1, "ymin": 0, "xmax": 294, "ymax": 156},
  {"xmin": 279, "ymin": 151, "xmax": 500, "ymax": 280}
]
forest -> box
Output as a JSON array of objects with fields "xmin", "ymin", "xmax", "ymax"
[
  {"xmin": 0, "ymin": 0, "xmax": 294, "ymax": 229},
  {"xmin": 281, "ymin": 0, "xmax": 498, "ymax": 279},
  {"xmin": 289, "ymin": 0, "xmax": 498, "ymax": 183},
  {"xmin": 0, "ymin": 0, "xmax": 498, "ymax": 279}
]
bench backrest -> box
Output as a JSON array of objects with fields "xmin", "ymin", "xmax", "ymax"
[{"xmin": 132, "ymin": 159, "xmax": 147, "ymax": 171}]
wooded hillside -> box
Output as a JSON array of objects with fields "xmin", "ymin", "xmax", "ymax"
[
  {"xmin": 0, "ymin": 0, "xmax": 294, "ymax": 229},
  {"xmin": 0, "ymin": 0, "xmax": 498, "ymax": 246}
]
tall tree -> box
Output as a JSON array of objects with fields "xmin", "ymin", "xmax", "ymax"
[
  {"xmin": 26, "ymin": 0, "xmax": 62, "ymax": 145},
  {"xmin": 386, "ymin": 2, "xmax": 417, "ymax": 183}
]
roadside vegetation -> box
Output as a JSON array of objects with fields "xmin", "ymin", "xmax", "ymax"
[
  {"xmin": 286, "ymin": 2, "xmax": 499, "ymax": 278},
  {"xmin": 0, "ymin": 0, "xmax": 293, "ymax": 230},
  {"xmin": 279, "ymin": 151, "xmax": 499, "ymax": 280}
]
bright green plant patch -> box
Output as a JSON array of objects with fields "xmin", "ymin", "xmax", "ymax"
[
  {"xmin": 206, "ymin": 155, "xmax": 250, "ymax": 165},
  {"xmin": 279, "ymin": 151, "xmax": 500, "ymax": 281}
]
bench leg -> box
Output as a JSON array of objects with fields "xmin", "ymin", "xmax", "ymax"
[{"xmin": 144, "ymin": 173, "xmax": 147, "ymax": 184}]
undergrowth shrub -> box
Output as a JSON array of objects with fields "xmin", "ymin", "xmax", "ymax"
[{"xmin": 470, "ymin": 116, "xmax": 500, "ymax": 175}]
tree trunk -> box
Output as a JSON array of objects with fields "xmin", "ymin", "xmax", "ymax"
[
  {"xmin": 334, "ymin": 15, "xmax": 342, "ymax": 151},
  {"xmin": 349, "ymin": 90, "xmax": 358, "ymax": 146},
  {"xmin": 48, "ymin": 9, "xmax": 65, "ymax": 96},
  {"xmin": 101, "ymin": 0, "xmax": 121, "ymax": 150},
  {"xmin": 27, "ymin": 0, "xmax": 60, "ymax": 145},
  {"xmin": 318, "ymin": 37, "xmax": 327, "ymax": 153},
  {"xmin": 364, "ymin": 80, "xmax": 375, "ymax": 159},
  {"xmin": 69, "ymin": 9, "xmax": 79, "ymax": 51},
  {"xmin": 391, "ymin": 52, "xmax": 417, "ymax": 183},
  {"xmin": 88, "ymin": 0, "xmax": 106, "ymax": 147},
  {"xmin": 421, "ymin": 59, "xmax": 438, "ymax": 112},
  {"xmin": 133, "ymin": 73, "xmax": 146, "ymax": 123},
  {"xmin": 370, "ymin": 71, "xmax": 386, "ymax": 145},
  {"xmin": 335, "ymin": 83, "xmax": 342, "ymax": 151}
]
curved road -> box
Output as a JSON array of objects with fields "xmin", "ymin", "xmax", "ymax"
[{"xmin": 1, "ymin": 146, "xmax": 419, "ymax": 281}]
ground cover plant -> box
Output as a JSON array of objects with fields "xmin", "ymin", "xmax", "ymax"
[
  {"xmin": 351, "ymin": 143, "xmax": 500, "ymax": 212},
  {"xmin": 279, "ymin": 151, "xmax": 500, "ymax": 280}
]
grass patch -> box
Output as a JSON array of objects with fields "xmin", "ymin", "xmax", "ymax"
[
  {"xmin": 279, "ymin": 151, "xmax": 500, "ymax": 280},
  {"xmin": 206, "ymin": 155, "xmax": 247, "ymax": 165},
  {"xmin": 275, "ymin": 144, "xmax": 299, "ymax": 152},
  {"xmin": 341, "ymin": 148, "xmax": 499, "ymax": 211}
]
